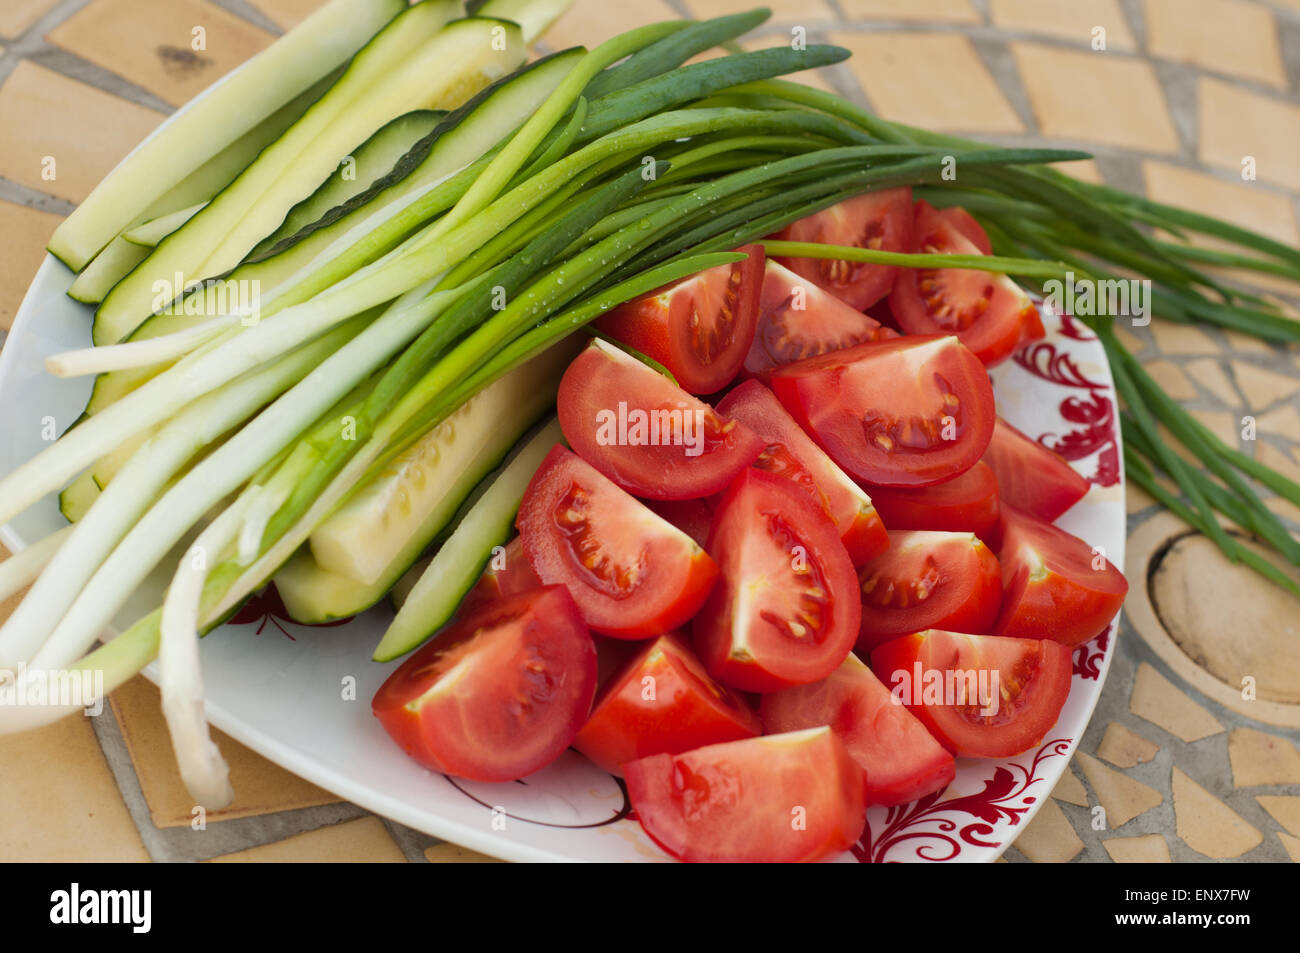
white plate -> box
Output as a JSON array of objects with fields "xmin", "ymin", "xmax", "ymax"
[{"xmin": 0, "ymin": 63, "xmax": 1125, "ymax": 862}]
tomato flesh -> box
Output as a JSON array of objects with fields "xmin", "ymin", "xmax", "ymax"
[
  {"xmin": 983, "ymin": 417, "xmax": 1090, "ymax": 522},
  {"xmin": 372, "ymin": 586, "xmax": 597, "ymax": 782},
  {"xmin": 769, "ymin": 334, "xmax": 996, "ymax": 487},
  {"xmin": 574, "ymin": 633, "xmax": 761, "ymax": 776},
  {"xmin": 760, "ymin": 653, "xmax": 955, "ymax": 806},
  {"xmin": 595, "ymin": 245, "xmax": 765, "ymax": 394},
  {"xmin": 516, "ymin": 445, "xmax": 719, "ymax": 639},
  {"xmin": 939, "ymin": 205, "xmax": 992, "ymax": 255},
  {"xmin": 558, "ymin": 338, "xmax": 763, "ymax": 500},
  {"xmin": 994, "ymin": 506, "xmax": 1128, "ymax": 647},
  {"xmin": 693, "ymin": 469, "xmax": 861, "ymax": 692},
  {"xmin": 716, "ymin": 379, "xmax": 888, "ymax": 566},
  {"xmin": 643, "ymin": 497, "xmax": 713, "ymax": 549},
  {"xmin": 624, "ymin": 727, "xmax": 866, "ymax": 863},
  {"xmin": 869, "ymin": 629, "xmax": 1072, "ymax": 758},
  {"xmin": 456, "ymin": 536, "xmax": 540, "ymax": 618},
  {"xmin": 862, "ymin": 460, "xmax": 1001, "ymax": 543},
  {"xmin": 856, "ymin": 530, "xmax": 1002, "ymax": 653},
  {"xmin": 771, "ymin": 188, "xmax": 915, "ymax": 310}
]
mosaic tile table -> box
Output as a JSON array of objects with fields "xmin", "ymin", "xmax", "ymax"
[{"xmin": 2, "ymin": 0, "xmax": 1298, "ymax": 863}]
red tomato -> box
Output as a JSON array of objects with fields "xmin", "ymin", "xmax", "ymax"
[
  {"xmin": 742, "ymin": 259, "xmax": 898, "ymax": 381},
  {"xmin": 994, "ymin": 507, "xmax": 1128, "ymax": 648},
  {"xmin": 769, "ymin": 334, "xmax": 996, "ymax": 487},
  {"xmin": 516, "ymin": 446, "xmax": 719, "ymax": 639},
  {"xmin": 862, "ymin": 460, "xmax": 1001, "ymax": 542},
  {"xmin": 856, "ymin": 530, "xmax": 1002, "ymax": 653},
  {"xmin": 938, "ymin": 205, "xmax": 992, "ymax": 255},
  {"xmin": 760, "ymin": 653, "xmax": 955, "ymax": 806},
  {"xmin": 574, "ymin": 633, "xmax": 761, "ymax": 776},
  {"xmin": 716, "ymin": 379, "xmax": 888, "ymax": 566},
  {"xmin": 889, "ymin": 200, "xmax": 1044, "ymax": 367},
  {"xmin": 624, "ymin": 727, "xmax": 866, "ymax": 863},
  {"xmin": 594, "ymin": 245, "xmax": 765, "ymax": 394},
  {"xmin": 869, "ymin": 629, "xmax": 1072, "ymax": 758},
  {"xmin": 372, "ymin": 586, "xmax": 597, "ymax": 782},
  {"xmin": 771, "ymin": 187, "xmax": 915, "ymax": 310},
  {"xmin": 456, "ymin": 536, "xmax": 540, "ymax": 618},
  {"xmin": 557, "ymin": 338, "xmax": 763, "ymax": 500},
  {"xmin": 693, "ymin": 469, "xmax": 861, "ymax": 692},
  {"xmin": 983, "ymin": 417, "xmax": 1090, "ymax": 522},
  {"xmin": 643, "ymin": 497, "xmax": 713, "ymax": 549}
]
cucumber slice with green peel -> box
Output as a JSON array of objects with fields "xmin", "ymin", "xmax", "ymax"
[
  {"xmin": 474, "ymin": 0, "xmax": 574, "ymax": 43},
  {"xmin": 68, "ymin": 237, "xmax": 149, "ymax": 305},
  {"xmin": 374, "ymin": 417, "xmax": 562, "ymax": 661},
  {"xmin": 122, "ymin": 203, "xmax": 206, "ymax": 248},
  {"xmin": 48, "ymin": 0, "xmax": 406, "ymax": 271},
  {"xmin": 94, "ymin": 4, "xmax": 518, "ymax": 346},
  {"xmin": 251, "ymin": 109, "xmax": 445, "ymax": 258},
  {"xmin": 308, "ymin": 341, "xmax": 574, "ymax": 584},
  {"xmin": 58, "ymin": 471, "xmax": 101, "ymax": 523}
]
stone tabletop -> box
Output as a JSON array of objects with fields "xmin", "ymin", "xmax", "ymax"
[{"xmin": 1, "ymin": 0, "xmax": 1298, "ymax": 863}]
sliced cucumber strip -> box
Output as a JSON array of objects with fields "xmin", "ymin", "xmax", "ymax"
[
  {"xmin": 122, "ymin": 203, "xmax": 205, "ymax": 248},
  {"xmin": 374, "ymin": 417, "xmax": 562, "ymax": 661},
  {"xmin": 48, "ymin": 0, "xmax": 406, "ymax": 271},
  {"xmin": 474, "ymin": 0, "xmax": 573, "ymax": 43},
  {"xmin": 390, "ymin": 554, "xmax": 433, "ymax": 611},
  {"xmin": 67, "ymin": 237, "xmax": 149, "ymax": 305}
]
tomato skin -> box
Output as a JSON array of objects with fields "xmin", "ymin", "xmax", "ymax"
[
  {"xmin": 770, "ymin": 334, "xmax": 996, "ymax": 488},
  {"xmin": 861, "ymin": 460, "xmax": 1001, "ymax": 543},
  {"xmin": 983, "ymin": 418, "xmax": 1090, "ymax": 522},
  {"xmin": 594, "ymin": 245, "xmax": 765, "ymax": 394},
  {"xmin": 623, "ymin": 727, "xmax": 866, "ymax": 863},
  {"xmin": 372, "ymin": 586, "xmax": 597, "ymax": 782},
  {"xmin": 516, "ymin": 446, "xmax": 719, "ymax": 639},
  {"xmin": 574, "ymin": 633, "xmax": 762, "ymax": 776},
  {"xmin": 716, "ymin": 379, "xmax": 889, "ymax": 566},
  {"xmin": 994, "ymin": 507, "xmax": 1128, "ymax": 648},
  {"xmin": 772, "ymin": 188, "xmax": 915, "ymax": 311},
  {"xmin": 889, "ymin": 200, "xmax": 1044, "ymax": 368},
  {"xmin": 694, "ymin": 469, "xmax": 861, "ymax": 693},
  {"xmin": 869, "ymin": 629, "xmax": 1072, "ymax": 758},
  {"xmin": 456, "ymin": 536, "xmax": 540, "ymax": 618},
  {"xmin": 643, "ymin": 498, "xmax": 713, "ymax": 549},
  {"xmin": 742, "ymin": 259, "xmax": 898, "ymax": 381},
  {"xmin": 760, "ymin": 653, "xmax": 955, "ymax": 806},
  {"xmin": 558, "ymin": 339, "xmax": 763, "ymax": 501},
  {"xmin": 939, "ymin": 205, "xmax": 992, "ymax": 255},
  {"xmin": 856, "ymin": 530, "xmax": 1003, "ymax": 653}
]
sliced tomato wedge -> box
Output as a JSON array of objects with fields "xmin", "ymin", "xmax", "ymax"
[
  {"xmin": 516, "ymin": 446, "xmax": 719, "ymax": 639},
  {"xmin": 994, "ymin": 507, "xmax": 1128, "ymax": 648},
  {"xmin": 889, "ymin": 200, "xmax": 1044, "ymax": 367},
  {"xmin": 594, "ymin": 244, "xmax": 764, "ymax": 394},
  {"xmin": 769, "ymin": 334, "xmax": 996, "ymax": 487},
  {"xmin": 939, "ymin": 205, "xmax": 992, "ymax": 255},
  {"xmin": 742, "ymin": 259, "xmax": 898, "ymax": 381},
  {"xmin": 643, "ymin": 497, "xmax": 713, "ymax": 549},
  {"xmin": 983, "ymin": 417, "xmax": 1090, "ymax": 522},
  {"xmin": 557, "ymin": 338, "xmax": 763, "ymax": 500},
  {"xmin": 857, "ymin": 530, "xmax": 1002, "ymax": 653},
  {"xmin": 372, "ymin": 585, "xmax": 597, "ymax": 782},
  {"xmin": 574, "ymin": 633, "xmax": 761, "ymax": 776},
  {"xmin": 456, "ymin": 536, "xmax": 541, "ymax": 618},
  {"xmin": 624, "ymin": 727, "xmax": 866, "ymax": 863},
  {"xmin": 716, "ymin": 380, "xmax": 888, "ymax": 566},
  {"xmin": 693, "ymin": 468, "xmax": 861, "ymax": 692},
  {"xmin": 771, "ymin": 187, "xmax": 914, "ymax": 310},
  {"xmin": 862, "ymin": 460, "xmax": 1001, "ymax": 543},
  {"xmin": 869, "ymin": 629, "xmax": 1072, "ymax": 758},
  {"xmin": 760, "ymin": 653, "xmax": 955, "ymax": 807}
]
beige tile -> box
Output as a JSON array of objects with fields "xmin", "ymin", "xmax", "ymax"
[
  {"xmin": 0, "ymin": 0, "xmax": 60, "ymax": 38},
  {"xmin": 1257, "ymin": 795, "xmax": 1300, "ymax": 837},
  {"xmin": 1184, "ymin": 358, "xmax": 1243, "ymax": 407},
  {"xmin": 1098, "ymin": 722, "xmax": 1161, "ymax": 768},
  {"xmin": 1225, "ymin": 328, "xmax": 1275, "ymax": 354},
  {"xmin": 0, "ymin": 61, "xmax": 163, "ymax": 204},
  {"xmin": 836, "ymin": 33, "xmax": 1023, "ymax": 134},
  {"xmin": 1199, "ymin": 77, "xmax": 1300, "ymax": 189},
  {"xmin": 1055, "ymin": 158, "xmax": 1105, "ymax": 184},
  {"xmin": 1113, "ymin": 323, "xmax": 1147, "ymax": 355},
  {"xmin": 1279, "ymin": 831, "xmax": 1300, "ymax": 862},
  {"xmin": 1146, "ymin": 0, "xmax": 1285, "ymax": 88},
  {"xmin": 245, "ymin": 0, "xmax": 329, "ymax": 31},
  {"xmin": 1257, "ymin": 441, "xmax": 1300, "ymax": 485},
  {"xmin": 1129, "ymin": 663, "xmax": 1224, "ymax": 742},
  {"xmin": 546, "ymin": 0, "xmax": 680, "ymax": 51},
  {"xmin": 1265, "ymin": 494, "xmax": 1300, "ymax": 528},
  {"xmin": 1051, "ymin": 762, "xmax": 1090, "ymax": 807},
  {"xmin": 208, "ymin": 816, "xmax": 406, "ymax": 862},
  {"xmin": 1014, "ymin": 798, "xmax": 1083, "ymax": 862},
  {"xmin": 0, "ymin": 199, "xmax": 62, "ymax": 332},
  {"xmin": 1143, "ymin": 162, "xmax": 1299, "ymax": 248},
  {"xmin": 990, "ymin": 0, "xmax": 1136, "ymax": 51},
  {"xmin": 1231, "ymin": 360, "xmax": 1299, "ymax": 409},
  {"xmin": 1126, "ymin": 480, "xmax": 1158, "ymax": 514},
  {"xmin": 839, "ymin": 0, "xmax": 979, "ymax": 22},
  {"xmin": 1149, "ymin": 321, "xmax": 1222, "ymax": 355},
  {"xmin": 1142, "ymin": 359, "xmax": 1197, "ymax": 401},
  {"xmin": 110, "ymin": 676, "xmax": 340, "ymax": 829},
  {"xmin": 1102, "ymin": 832, "xmax": 1172, "ymax": 862},
  {"xmin": 1257, "ymin": 403, "xmax": 1300, "ymax": 438},
  {"xmin": 683, "ymin": 0, "xmax": 834, "ymax": 21},
  {"xmin": 1075, "ymin": 751, "xmax": 1165, "ymax": 828},
  {"xmin": 1013, "ymin": 43, "xmax": 1179, "ymax": 153},
  {"xmin": 425, "ymin": 842, "xmax": 503, "ymax": 863},
  {"xmin": 1188, "ymin": 409, "xmax": 1241, "ymax": 449},
  {"xmin": 1228, "ymin": 728, "xmax": 1300, "ymax": 787},
  {"xmin": 0, "ymin": 713, "xmax": 150, "ymax": 861},
  {"xmin": 1172, "ymin": 767, "xmax": 1262, "ymax": 857}
]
